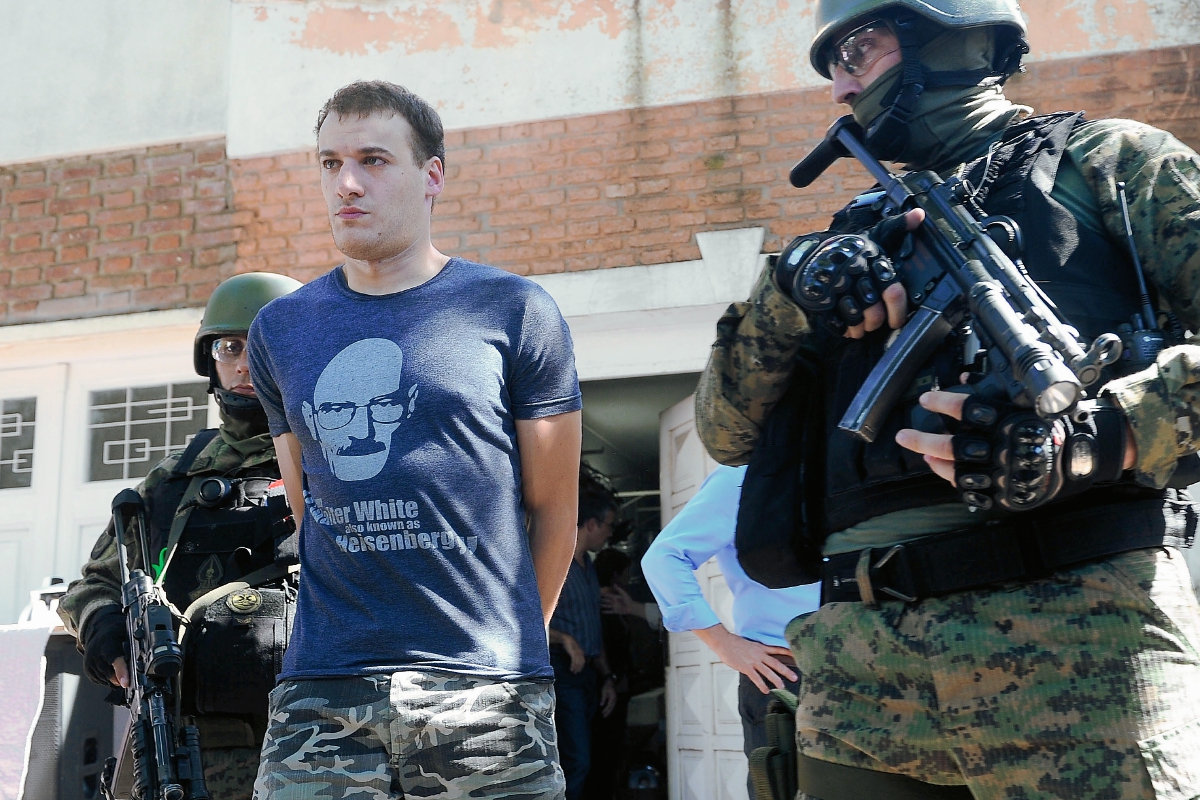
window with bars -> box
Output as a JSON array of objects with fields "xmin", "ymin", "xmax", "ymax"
[
  {"xmin": 0, "ymin": 397, "xmax": 36, "ymax": 490},
  {"xmin": 87, "ymin": 383, "xmax": 209, "ymax": 482}
]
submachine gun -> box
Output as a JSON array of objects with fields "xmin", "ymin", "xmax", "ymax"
[
  {"xmin": 790, "ymin": 116, "xmax": 1124, "ymax": 442},
  {"xmin": 99, "ymin": 489, "xmax": 209, "ymax": 800}
]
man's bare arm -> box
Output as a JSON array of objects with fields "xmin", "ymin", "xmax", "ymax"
[
  {"xmin": 273, "ymin": 433, "xmax": 306, "ymax": 521},
  {"xmin": 516, "ymin": 411, "xmax": 582, "ymax": 627}
]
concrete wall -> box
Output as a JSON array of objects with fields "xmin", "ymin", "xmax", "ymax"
[
  {"xmin": 6, "ymin": 41, "xmax": 1200, "ymax": 324},
  {"xmin": 0, "ymin": 0, "xmax": 230, "ymax": 166},
  {"xmin": 5, "ymin": 1, "xmax": 1200, "ymax": 167},
  {"xmin": 226, "ymin": 0, "xmax": 1200, "ymax": 158}
]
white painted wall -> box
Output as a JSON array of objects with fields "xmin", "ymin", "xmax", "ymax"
[
  {"xmin": 0, "ymin": 309, "xmax": 217, "ymax": 624},
  {"xmin": 225, "ymin": 0, "xmax": 1200, "ymax": 158},
  {"xmin": 4, "ymin": 1, "xmax": 1200, "ymax": 165},
  {"xmin": 0, "ymin": 0, "xmax": 230, "ymax": 166},
  {"xmin": 531, "ymin": 227, "xmax": 765, "ymax": 380},
  {"xmin": 225, "ymin": 0, "xmax": 815, "ymax": 157}
]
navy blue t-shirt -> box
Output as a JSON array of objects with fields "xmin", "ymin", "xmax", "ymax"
[{"xmin": 247, "ymin": 259, "xmax": 581, "ymax": 681}]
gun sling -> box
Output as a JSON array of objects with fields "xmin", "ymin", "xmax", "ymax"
[{"xmin": 821, "ymin": 498, "xmax": 1194, "ymax": 606}]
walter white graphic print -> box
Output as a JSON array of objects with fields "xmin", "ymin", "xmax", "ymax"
[
  {"xmin": 301, "ymin": 338, "xmax": 418, "ymax": 482},
  {"xmin": 247, "ymin": 260, "xmax": 582, "ymax": 681}
]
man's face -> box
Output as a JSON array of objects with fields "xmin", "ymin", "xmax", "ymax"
[
  {"xmin": 317, "ymin": 112, "xmax": 444, "ymax": 263},
  {"xmin": 829, "ymin": 22, "xmax": 903, "ymax": 106},
  {"xmin": 212, "ymin": 335, "xmax": 255, "ymax": 397},
  {"xmin": 302, "ymin": 338, "xmax": 413, "ymax": 482},
  {"xmin": 583, "ymin": 510, "xmax": 616, "ymax": 552}
]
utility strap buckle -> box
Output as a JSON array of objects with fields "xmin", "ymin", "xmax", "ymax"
[{"xmin": 836, "ymin": 545, "xmax": 918, "ymax": 608}]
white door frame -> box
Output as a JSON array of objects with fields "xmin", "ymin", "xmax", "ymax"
[{"xmin": 659, "ymin": 395, "xmax": 747, "ymax": 800}]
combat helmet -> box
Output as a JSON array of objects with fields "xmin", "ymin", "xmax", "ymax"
[
  {"xmin": 194, "ymin": 272, "xmax": 302, "ymax": 422},
  {"xmin": 809, "ymin": 0, "xmax": 1028, "ymax": 159}
]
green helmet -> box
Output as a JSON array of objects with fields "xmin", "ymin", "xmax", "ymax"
[
  {"xmin": 810, "ymin": 0, "xmax": 1027, "ymax": 79},
  {"xmin": 193, "ymin": 272, "xmax": 302, "ymax": 376}
]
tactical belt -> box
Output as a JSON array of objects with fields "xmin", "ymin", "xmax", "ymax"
[{"xmin": 821, "ymin": 499, "xmax": 1194, "ymax": 606}]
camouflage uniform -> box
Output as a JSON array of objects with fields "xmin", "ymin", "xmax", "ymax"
[
  {"xmin": 696, "ymin": 118, "xmax": 1200, "ymax": 797},
  {"xmin": 58, "ymin": 423, "xmax": 279, "ymax": 800},
  {"xmin": 252, "ymin": 672, "xmax": 564, "ymax": 800},
  {"xmin": 698, "ymin": 119, "xmax": 1200, "ymax": 471}
]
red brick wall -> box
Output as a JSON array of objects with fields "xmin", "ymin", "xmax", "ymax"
[
  {"xmin": 0, "ymin": 140, "xmax": 245, "ymax": 323},
  {"xmin": 4, "ymin": 44, "xmax": 1200, "ymax": 324}
]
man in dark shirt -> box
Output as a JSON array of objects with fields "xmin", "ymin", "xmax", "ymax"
[
  {"xmin": 248, "ymin": 81, "xmax": 581, "ymax": 800},
  {"xmin": 548, "ymin": 474, "xmax": 620, "ymax": 800}
]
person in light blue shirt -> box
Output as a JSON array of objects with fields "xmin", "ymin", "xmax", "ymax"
[{"xmin": 640, "ymin": 464, "xmax": 820, "ymax": 799}]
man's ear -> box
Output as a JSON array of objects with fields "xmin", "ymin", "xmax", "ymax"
[{"xmin": 425, "ymin": 156, "xmax": 444, "ymax": 201}]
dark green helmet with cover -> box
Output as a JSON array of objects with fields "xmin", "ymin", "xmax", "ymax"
[
  {"xmin": 193, "ymin": 272, "xmax": 302, "ymax": 376},
  {"xmin": 194, "ymin": 272, "xmax": 301, "ymax": 426},
  {"xmin": 810, "ymin": 0, "xmax": 1027, "ymax": 79}
]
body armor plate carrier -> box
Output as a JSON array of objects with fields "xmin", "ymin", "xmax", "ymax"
[
  {"xmin": 737, "ymin": 113, "xmax": 1195, "ymax": 588},
  {"xmin": 144, "ymin": 429, "xmax": 297, "ymax": 718}
]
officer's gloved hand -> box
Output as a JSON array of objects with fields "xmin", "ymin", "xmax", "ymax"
[
  {"xmin": 775, "ymin": 214, "xmax": 910, "ymax": 336},
  {"xmin": 952, "ymin": 396, "xmax": 1128, "ymax": 512},
  {"xmin": 80, "ymin": 605, "xmax": 129, "ymax": 687}
]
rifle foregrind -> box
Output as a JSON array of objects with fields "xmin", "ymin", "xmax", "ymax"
[
  {"xmin": 101, "ymin": 489, "xmax": 209, "ymax": 800},
  {"xmin": 790, "ymin": 116, "xmax": 1123, "ymax": 442}
]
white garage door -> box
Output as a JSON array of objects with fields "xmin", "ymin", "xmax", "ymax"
[{"xmin": 658, "ymin": 394, "xmax": 747, "ymax": 800}]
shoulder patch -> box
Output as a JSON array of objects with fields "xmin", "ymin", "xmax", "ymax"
[{"xmin": 90, "ymin": 532, "xmax": 115, "ymax": 560}]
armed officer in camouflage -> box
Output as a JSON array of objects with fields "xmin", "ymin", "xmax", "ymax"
[
  {"xmin": 59, "ymin": 272, "xmax": 302, "ymax": 800},
  {"xmin": 697, "ymin": 0, "xmax": 1200, "ymax": 797}
]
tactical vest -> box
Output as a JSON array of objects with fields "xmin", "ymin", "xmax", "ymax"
[
  {"xmin": 145, "ymin": 431, "xmax": 292, "ymax": 605},
  {"xmin": 144, "ymin": 429, "xmax": 298, "ymax": 719},
  {"xmin": 818, "ymin": 112, "xmax": 1164, "ymax": 534}
]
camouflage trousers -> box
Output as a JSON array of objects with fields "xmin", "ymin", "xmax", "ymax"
[
  {"xmin": 252, "ymin": 671, "xmax": 565, "ymax": 799},
  {"xmin": 202, "ymin": 746, "xmax": 260, "ymax": 800},
  {"xmin": 785, "ymin": 547, "xmax": 1200, "ymax": 799}
]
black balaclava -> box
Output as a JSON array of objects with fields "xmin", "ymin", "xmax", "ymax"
[{"xmin": 208, "ymin": 353, "xmax": 270, "ymax": 439}]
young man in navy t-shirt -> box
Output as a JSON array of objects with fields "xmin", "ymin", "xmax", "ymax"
[{"xmin": 248, "ymin": 81, "xmax": 580, "ymax": 799}]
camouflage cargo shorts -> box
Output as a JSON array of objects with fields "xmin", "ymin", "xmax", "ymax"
[
  {"xmin": 785, "ymin": 547, "xmax": 1200, "ymax": 799},
  {"xmin": 252, "ymin": 670, "xmax": 564, "ymax": 799}
]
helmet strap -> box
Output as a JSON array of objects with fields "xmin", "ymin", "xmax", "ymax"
[
  {"xmin": 863, "ymin": 13, "xmax": 1026, "ymax": 161},
  {"xmin": 994, "ymin": 34, "xmax": 1030, "ymax": 84},
  {"xmin": 862, "ymin": 13, "xmax": 925, "ymax": 160}
]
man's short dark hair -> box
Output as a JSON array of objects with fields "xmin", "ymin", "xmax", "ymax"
[
  {"xmin": 579, "ymin": 469, "xmax": 618, "ymax": 527},
  {"xmin": 315, "ymin": 81, "xmax": 446, "ymax": 168}
]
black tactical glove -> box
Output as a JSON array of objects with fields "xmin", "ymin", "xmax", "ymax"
[
  {"xmin": 80, "ymin": 605, "xmax": 129, "ymax": 687},
  {"xmin": 775, "ymin": 215, "xmax": 909, "ymax": 335},
  {"xmin": 952, "ymin": 396, "xmax": 1128, "ymax": 512}
]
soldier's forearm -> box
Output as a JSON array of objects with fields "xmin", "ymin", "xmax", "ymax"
[
  {"xmin": 273, "ymin": 433, "xmax": 306, "ymax": 523},
  {"xmin": 695, "ymin": 265, "xmax": 813, "ymax": 461},
  {"xmin": 1106, "ymin": 344, "xmax": 1200, "ymax": 487}
]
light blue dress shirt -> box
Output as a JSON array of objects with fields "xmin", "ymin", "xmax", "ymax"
[{"xmin": 642, "ymin": 465, "xmax": 821, "ymax": 648}]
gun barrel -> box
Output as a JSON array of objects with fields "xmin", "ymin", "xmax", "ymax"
[
  {"xmin": 148, "ymin": 691, "xmax": 183, "ymax": 800},
  {"xmin": 965, "ymin": 275, "xmax": 1081, "ymax": 415}
]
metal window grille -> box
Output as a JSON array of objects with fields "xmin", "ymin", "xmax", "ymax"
[
  {"xmin": 0, "ymin": 397, "xmax": 36, "ymax": 490},
  {"xmin": 87, "ymin": 383, "xmax": 208, "ymax": 482}
]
